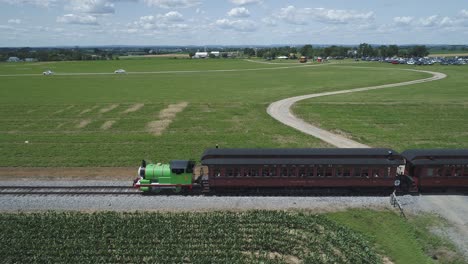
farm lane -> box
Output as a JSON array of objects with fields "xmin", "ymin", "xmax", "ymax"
[{"xmin": 267, "ymin": 69, "xmax": 446, "ymax": 148}]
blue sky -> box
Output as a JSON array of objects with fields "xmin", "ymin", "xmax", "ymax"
[{"xmin": 1, "ymin": 0, "xmax": 467, "ymax": 47}]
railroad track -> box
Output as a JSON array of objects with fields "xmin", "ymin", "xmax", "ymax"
[{"xmin": 0, "ymin": 186, "xmax": 140, "ymax": 195}]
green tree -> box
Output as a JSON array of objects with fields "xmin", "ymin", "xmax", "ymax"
[
  {"xmin": 387, "ymin": 45, "xmax": 399, "ymax": 57},
  {"xmin": 243, "ymin": 48, "xmax": 255, "ymax": 57},
  {"xmin": 358, "ymin": 43, "xmax": 376, "ymax": 57},
  {"xmin": 299, "ymin": 44, "xmax": 314, "ymax": 58},
  {"xmin": 409, "ymin": 45, "xmax": 429, "ymax": 57}
]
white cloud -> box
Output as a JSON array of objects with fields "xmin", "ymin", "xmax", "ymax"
[
  {"xmin": 229, "ymin": 0, "xmax": 261, "ymax": 5},
  {"xmin": 393, "ymin": 16, "xmax": 414, "ymax": 26},
  {"xmin": 57, "ymin": 14, "xmax": 99, "ymax": 25},
  {"xmin": 1, "ymin": 0, "xmax": 57, "ymax": 7},
  {"xmin": 460, "ymin": 9, "xmax": 468, "ymax": 18},
  {"xmin": 160, "ymin": 11, "xmax": 183, "ymax": 21},
  {"xmin": 392, "ymin": 12, "xmax": 467, "ymax": 30},
  {"xmin": 274, "ymin": 5, "xmax": 307, "ymax": 25},
  {"xmin": 261, "ymin": 17, "xmax": 276, "ymax": 26},
  {"xmin": 275, "ymin": 5, "xmax": 374, "ymax": 25},
  {"xmin": 8, "ymin": 19, "xmax": 22, "ymax": 24},
  {"xmin": 314, "ymin": 7, "xmax": 374, "ymax": 24},
  {"xmin": 0, "ymin": 25, "xmax": 14, "ymax": 30},
  {"xmin": 69, "ymin": 0, "xmax": 115, "ymax": 14},
  {"xmin": 127, "ymin": 13, "xmax": 187, "ymax": 31},
  {"xmin": 228, "ymin": 7, "xmax": 250, "ymax": 18},
  {"xmin": 419, "ymin": 15, "xmax": 440, "ymax": 27},
  {"xmin": 143, "ymin": 0, "xmax": 200, "ymax": 8},
  {"xmin": 214, "ymin": 18, "xmax": 256, "ymax": 32}
]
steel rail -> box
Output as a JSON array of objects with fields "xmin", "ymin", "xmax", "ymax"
[{"xmin": 0, "ymin": 185, "xmax": 140, "ymax": 195}]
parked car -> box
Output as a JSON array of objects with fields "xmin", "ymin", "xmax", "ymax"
[
  {"xmin": 114, "ymin": 69, "xmax": 126, "ymax": 74},
  {"xmin": 42, "ymin": 70, "xmax": 54, "ymax": 75}
]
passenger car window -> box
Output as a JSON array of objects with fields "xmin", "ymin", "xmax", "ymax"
[{"xmin": 426, "ymin": 168, "xmax": 434, "ymax": 177}]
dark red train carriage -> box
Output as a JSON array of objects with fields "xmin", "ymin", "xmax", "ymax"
[
  {"xmin": 201, "ymin": 148, "xmax": 405, "ymax": 194},
  {"xmin": 401, "ymin": 149, "xmax": 468, "ymax": 192}
]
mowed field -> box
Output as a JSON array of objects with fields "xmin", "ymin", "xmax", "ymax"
[
  {"xmin": 0, "ymin": 58, "xmax": 440, "ymax": 167},
  {"xmin": 293, "ymin": 64, "xmax": 468, "ymax": 151}
]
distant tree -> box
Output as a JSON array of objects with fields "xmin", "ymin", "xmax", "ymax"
[
  {"xmin": 409, "ymin": 45, "xmax": 429, "ymax": 57},
  {"xmin": 358, "ymin": 43, "xmax": 376, "ymax": 57},
  {"xmin": 243, "ymin": 48, "xmax": 255, "ymax": 57},
  {"xmin": 398, "ymin": 49, "xmax": 408, "ymax": 57},
  {"xmin": 299, "ymin": 44, "xmax": 314, "ymax": 58},
  {"xmin": 377, "ymin": 45, "xmax": 388, "ymax": 57},
  {"xmin": 387, "ymin": 45, "xmax": 399, "ymax": 57},
  {"xmin": 188, "ymin": 52, "xmax": 195, "ymax": 58}
]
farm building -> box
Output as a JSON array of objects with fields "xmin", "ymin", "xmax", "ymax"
[
  {"xmin": 193, "ymin": 52, "xmax": 208, "ymax": 58},
  {"xmin": 7, "ymin": 57, "xmax": 21, "ymax": 62}
]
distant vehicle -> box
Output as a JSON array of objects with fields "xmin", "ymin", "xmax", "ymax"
[
  {"xmin": 42, "ymin": 70, "xmax": 54, "ymax": 75},
  {"xmin": 299, "ymin": 56, "xmax": 307, "ymax": 63},
  {"xmin": 114, "ymin": 69, "xmax": 126, "ymax": 74}
]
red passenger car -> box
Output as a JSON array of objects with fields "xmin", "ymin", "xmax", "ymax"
[
  {"xmin": 401, "ymin": 149, "xmax": 468, "ymax": 192},
  {"xmin": 201, "ymin": 148, "xmax": 404, "ymax": 194}
]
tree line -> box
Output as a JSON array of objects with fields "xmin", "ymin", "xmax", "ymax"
[
  {"xmin": 0, "ymin": 47, "xmax": 117, "ymax": 62},
  {"xmin": 1, "ymin": 44, "xmax": 432, "ymax": 62},
  {"xmin": 243, "ymin": 43, "xmax": 430, "ymax": 59}
]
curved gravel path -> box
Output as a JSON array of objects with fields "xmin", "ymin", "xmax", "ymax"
[{"xmin": 267, "ymin": 68, "xmax": 447, "ymax": 148}]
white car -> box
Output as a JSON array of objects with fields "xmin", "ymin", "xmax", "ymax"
[
  {"xmin": 114, "ymin": 69, "xmax": 126, "ymax": 74},
  {"xmin": 43, "ymin": 70, "xmax": 54, "ymax": 75}
]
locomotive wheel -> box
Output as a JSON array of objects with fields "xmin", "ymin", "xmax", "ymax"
[
  {"xmin": 150, "ymin": 187, "xmax": 161, "ymax": 194},
  {"xmin": 172, "ymin": 186, "xmax": 182, "ymax": 193}
]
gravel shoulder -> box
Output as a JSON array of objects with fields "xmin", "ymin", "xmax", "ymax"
[{"xmin": 401, "ymin": 195, "xmax": 468, "ymax": 258}]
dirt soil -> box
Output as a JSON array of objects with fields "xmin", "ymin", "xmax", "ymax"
[{"xmin": 0, "ymin": 167, "xmax": 136, "ymax": 180}]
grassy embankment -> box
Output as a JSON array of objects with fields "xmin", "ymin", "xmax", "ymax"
[
  {"xmin": 294, "ymin": 63, "xmax": 468, "ymax": 151},
  {"xmin": 0, "ymin": 210, "xmax": 463, "ymax": 263},
  {"xmin": 0, "ymin": 59, "xmax": 428, "ymax": 166}
]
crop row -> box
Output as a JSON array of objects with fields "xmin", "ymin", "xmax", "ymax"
[{"xmin": 0, "ymin": 211, "xmax": 380, "ymax": 263}]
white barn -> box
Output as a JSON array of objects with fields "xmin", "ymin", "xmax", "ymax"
[{"xmin": 193, "ymin": 52, "xmax": 208, "ymax": 58}]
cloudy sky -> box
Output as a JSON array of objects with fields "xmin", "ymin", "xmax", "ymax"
[{"xmin": 1, "ymin": 0, "xmax": 467, "ymax": 47}]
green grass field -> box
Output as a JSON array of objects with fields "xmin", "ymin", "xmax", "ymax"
[
  {"xmin": 293, "ymin": 64, "xmax": 468, "ymax": 151},
  {"xmin": 0, "ymin": 58, "xmax": 432, "ymax": 167},
  {"xmin": 1, "ymin": 210, "xmax": 462, "ymax": 264}
]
